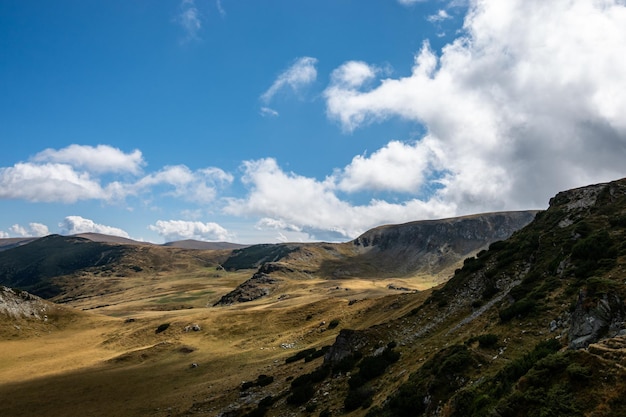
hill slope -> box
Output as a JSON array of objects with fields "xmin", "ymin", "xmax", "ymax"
[
  {"xmin": 240, "ymin": 178, "xmax": 625, "ymax": 417},
  {"xmin": 0, "ymin": 211, "xmax": 536, "ymax": 305},
  {"xmin": 0, "ymin": 180, "xmax": 624, "ymax": 417},
  {"xmin": 215, "ymin": 211, "xmax": 537, "ymax": 306}
]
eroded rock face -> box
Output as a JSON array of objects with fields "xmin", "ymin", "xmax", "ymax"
[
  {"xmin": 569, "ymin": 290, "xmax": 625, "ymax": 349},
  {"xmin": 323, "ymin": 329, "xmax": 369, "ymax": 365},
  {"xmin": 213, "ymin": 273, "xmax": 280, "ymax": 306},
  {"xmin": 351, "ymin": 211, "xmax": 538, "ymax": 275},
  {"xmin": 0, "ymin": 286, "xmax": 49, "ymax": 320}
]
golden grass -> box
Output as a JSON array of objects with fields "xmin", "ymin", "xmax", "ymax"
[{"xmin": 0, "ymin": 260, "xmax": 440, "ymax": 417}]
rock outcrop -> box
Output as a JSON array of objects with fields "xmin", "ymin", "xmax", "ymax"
[
  {"xmin": 569, "ymin": 290, "xmax": 625, "ymax": 349},
  {"xmin": 0, "ymin": 286, "xmax": 50, "ymax": 320},
  {"xmin": 213, "ymin": 273, "xmax": 281, "ymax": 306},
  {"xmin": 351, "ymin": 211, "xmax": 538, "ymax": 276}
]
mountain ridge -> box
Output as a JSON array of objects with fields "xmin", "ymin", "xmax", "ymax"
[
  {"xmin": 0, "ymin": 179, "xmax": 625, "ymax": 417},
  {"xmin": 0, "ymin": 211, "xmax": 538, "ymax": 301}
]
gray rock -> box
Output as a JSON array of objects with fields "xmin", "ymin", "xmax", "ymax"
[{"xmin": 568, "ymin": 291, "xmax": 625, "ymax": 349}]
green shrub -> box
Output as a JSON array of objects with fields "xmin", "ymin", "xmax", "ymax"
[
  {"xmin": 155, "ymin": 323, "xmax": 170, "ymax": 333},
  {"xmin": 387, "ymin": 383, "xmax": 427, "ymax": 416},
  {"xmin": 344, "ymin": 387, "xmax": 374, "ymax": 412},
  {"xmin": 349, "ymin": 345, "xmax": 400, "ymax": 387},
  {"xmin": 328, "ymin": 318, "xmax": 340, "ymax": 329},
  {"xmin": 477, "ymin": 334, "xmax": 498, "ymax": 348},
  {"xmin": 566, "ymin": 363, "xmax": 592, "ymax": 380},
  {"xmin": 499, "ymin": 298, "xmax": 536, "ymax": 322},
  {"xmin": 256, "ymin": 374, "xmax": 274, "ymax": 387},
  {"xmin": 287, "ymin": 383, "xmax": 314, "ymax": 406},
  {"xmin": 285, "ymin": 348, "xmax": 317, "ymax": 363},
  {"xmin": 333, "ymin": 352, "xmax": 361, "ymax": 374}
]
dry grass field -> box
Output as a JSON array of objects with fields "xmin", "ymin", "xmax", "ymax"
[{"xmin": 0, "ymin": 257, "xmax": 436, "ymax": 417}]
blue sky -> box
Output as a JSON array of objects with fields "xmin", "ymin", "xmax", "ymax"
[{"xmin": 1, "ymin": 0, "xmax": 626, "ymax": 244}]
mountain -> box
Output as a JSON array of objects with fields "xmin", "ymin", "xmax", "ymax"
[
  {"xmin": 0, "ymin": 211, "xmax": 536, "ymax": 303},
  {"xmin": 0, "ymin": 234, "xmax": 230, "ymax": 300},
  {"xmin": 163, "ymin": 239, "xmax": 248, "ymax": 250},
  {"xmin": 250, "ymin": 178, "xmax": 625, "ymax": 417},
  {"xmin": 0, "ymin": 179, "xmax": 625, "ymax": 417},
  {"xmin": 74, "ymin": 232, "xmax": 153, "ymax": 246},
  {"xmin": 0, "ymin": 235, "xmax": 131, "ymax": 298},
  {"xmin": 215, "ymin": 211, "xmax": 537, "ymax": 305},
  {"xmin": 348, "ymin": 210, "xmax": 539, "ymax": 277},
  {"xmin": 0, "ymin": 237, "xmax": 38, "ymax": 252},
  {"xmin": 77, "ymin": 233, "xmax": 248, "ymax": 250}
]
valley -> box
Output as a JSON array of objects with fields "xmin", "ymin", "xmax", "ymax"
[{"xmin": 0, "ymin": 190, "xmax": 625, "ymax": 417}]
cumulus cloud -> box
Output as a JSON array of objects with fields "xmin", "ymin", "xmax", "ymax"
[
  {"xmin": 177, "ymin": 0, "xmax": 202, "ymax": 42},
  {"xmin": 335, "ymin": 140, "xmax": 438, "ymax": 193},
  {"xmin": 59, "ymin": 215, "xmax": 130, "ymax": 238},
  {"xmin": 134, "ymin": 165, "xmax": 233, "ymax": 204},
  {"xmin": 225, "ymin": 158, "xmax": 454, "ymax": 240},
  {"xmin": 330, "ymin": 61, "xmax": 379, "ymax": 89},
  {"xmin": 261, "ymin": 57, "xmax": 318, "ymax": 104},
  {"xmin": 0, "ymin": 145, "xmax": 149, "ymax": 203},
  {"xmin": 324, "ymin": 0, "xmax": 626, "ymax": 214},
  {"xmin": 0, "ymin": 145, "xmax": 231, "ymax": 206},
  {"xmin": 32, "ymin": 144, "xmax": 144, "ymax": 175},
  {"xmin": 148, "ymin": 220, "xmax": 231, "ymax": 242},
  {"xmin": 0, "ymin": 163, "xmax": 107, "ymax": 203},
  {"xmin": 9, "ymin": 222, "xmax": 49, "ymax": 237}
]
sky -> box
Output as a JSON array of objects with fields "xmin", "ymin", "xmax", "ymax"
[{"xmin": 1, "ymin": 0, "xmax": 626, "ymax": 244}]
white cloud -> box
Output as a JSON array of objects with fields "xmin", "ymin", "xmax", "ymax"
[
  {"xmin": 256, "ymin": 217, "xmax": 303, "ymax": 233},
  {"xmin": 261, "ymin": 57, "xmax": 318, "ymax": 104},
  {"xmin": 330, "ymin": 61, "xmax": 379, "ymax": 89},
  {"xmin": 260, "ymin": 107, "xmax": 279, "ymax": 117},
  {"xmin": 134, "ymin": 165, "xmax": 233, "ymax": 204},
  {"xmin": 225, "ymin": 158, "xmax": 454, "ymax": 240},
  {"xmin": 216, "ymin": 0, "xmax": 226, "ymax": 17},
  {"xmin": 335, "ymin": 140, "xmax": 437, "ymax": 193},
  {"xmin": 32, "ymin": 144, "xmax": 144, "ymax": 175},
  {"xmin": 177, "ymin": 0, "xmax": 202, "ymax": 42},
  {"xmin": 59, "ymin": 216, "xmax": 130, "ymax": 238},
  {"xmin": 0, "ymin": 146, "xmax": 232, "ymax": 206},
  {"xmin": 398, "ymin": 0, "xmax": 428, "ymax": 5},
  {"xmin": 9, "ymin": 222, "xmax": 49, "ymax": 237},
  {"xmin": 428, "ymin": 9, "xmax": 452, "ymax": 23},
  {"xmin": 0, "ymin": 162, "xmax": 106, "ymax": 203},
  {"xmin": 323, "ymin": 0, "xmax": 626, "ymax": 214},
  {"xmin": 148, "ymin": 220, "xmax": 231, "ymax": 242},
  {"xmin": 0, "ymin": 231, "xmax": 8, "ymax": 238}
]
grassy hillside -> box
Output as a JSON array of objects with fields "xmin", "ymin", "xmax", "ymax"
[
  {"xmin": 0, "ymin": 188, "xmax": 622, "ymax": 417},
  {"xmin": 262, "ymin": 178, "xmax": 626, "ymax": 417}
]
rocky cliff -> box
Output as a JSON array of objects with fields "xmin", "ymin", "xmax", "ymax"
[{"xmin": 351, "ymin": 211, "xmax": 538, "ymax": 276}]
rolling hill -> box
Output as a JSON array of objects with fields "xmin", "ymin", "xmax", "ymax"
[{"xmin": 1, "ymin": 179, "xmax": 625, "ymax": 417}]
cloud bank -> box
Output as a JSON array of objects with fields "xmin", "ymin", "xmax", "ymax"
[
  {"xmin": 59, "ymin": 215, "xmax": 130, "ymax": 238},
  {"xmin": 148, "ymin": 220, "xmax": 231, "ymax": 242},
  {"xmin": 4, "ymin": 0, "xmax": 626, "ymax": 243},
  {"xmin": 323, "ymin": 0, "xmax": 626, "ymax": 212},
  {"xmin": 232, "ymin": 0, "xmax": 626, "ymax": 240},
  {"xmin": 9, "ymin": 223, "xmax": 49, "ymax": 237},
  {"xmin": 0, "ymin": 144, "xmax": 231, "ymax": 205}
]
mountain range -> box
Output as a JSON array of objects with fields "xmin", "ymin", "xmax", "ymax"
[{"xmin": 0, "ymin": 179, "xmax": 625, "ymax": 417}]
